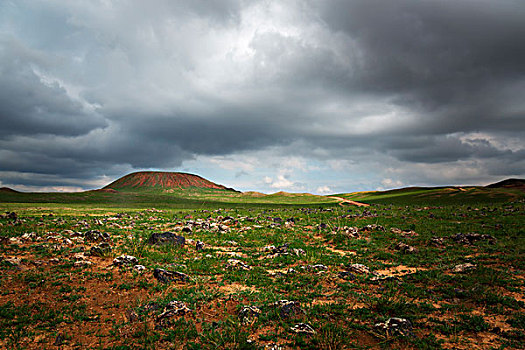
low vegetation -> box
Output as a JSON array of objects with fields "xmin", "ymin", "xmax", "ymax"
[{"xmin": 0, "ymin": 176, "xmax": 523, "ymax": 349}]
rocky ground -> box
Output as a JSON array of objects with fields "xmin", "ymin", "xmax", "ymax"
[{"xmin": 0, "ymin": 203, "xmax": 523, "ymax": 349}]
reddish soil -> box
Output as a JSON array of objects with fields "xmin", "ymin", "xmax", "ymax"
[{"xmin": 103, "ymin": 172, "xmax": 232, "ymax": 191}]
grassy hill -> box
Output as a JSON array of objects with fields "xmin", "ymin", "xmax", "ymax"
[{"xmin": 338, "ymin": 185, "xmax": 525, "ymax": 205}]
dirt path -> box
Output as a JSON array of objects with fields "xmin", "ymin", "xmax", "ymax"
[{"xmin": 328, "ymin": 196, "xmax": 370, "ymax": 207}]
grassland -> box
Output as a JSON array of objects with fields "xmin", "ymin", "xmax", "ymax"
[{"xmin": 0, "ymin": 187, "xmax": 524, "ymax": 349}]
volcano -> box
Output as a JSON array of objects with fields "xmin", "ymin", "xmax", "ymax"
[{"xmin": 103, "ymin": 171, "xmax": 236, "ymax": 191}]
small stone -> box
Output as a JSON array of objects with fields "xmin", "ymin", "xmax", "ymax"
[
  {"xmin": 74, "ymin": 260, "xmax": 93, "ymax": 267},
  {"xmin": 452, "ymin": 233, "xmax": 496, "ymax": 245},
  {"xmin": 90, "ymin": 242, "xmax": 112, "ymax": 256},
  {"xmin": 360, "ymin": 224, "xmax": 385, "ymax": 232},
  {"xmin": 307, "ymin": 264, "xmax": 328, "ymax": 274},
  {"xmin": 153, "ymin": 268, "xmax": 189, "ymax": 283},
  {"xmin": 290, "ymin": 323, "xmax": 316, "ymax": 334},
  {"xmin": 157, "ymin": 301, "xmax": 191, "ymax": 320},
  {"xmin": 338, "ymin": 271, "xmax": 356, "ymax": 280},
  {"xmin": 239, "ymin": 306, "xmax": 261, "ymax": 325},
  {"xmin": 3, "ymin": 257, "xmax": 21, "ymax": 266},
  {"xmin": 394, "ymin": 242, "xmax": 418, "ymax": 254},
  {"xmin": 271, "ymin": 300, "xmax": 303, "ymax": 319},
  {"xmin": 225, "ymin": 259, "xmax": 251, "ymax": 270},
  {"xmin": 375, "ymin": 317, "xmax": 413, "ymax": 337},
  {"xmin": 453, "ymin": 263, "xmax": 477, "ymax": 273},
  {"xmin": 84, "ymin": 230, "xmax": 111, "ymax": 242},
  {"xmin": 133, "ymin": 265, "xmax": 146, "ymax": 272},
  {"xmin": 125, "ymin": 309, "xmax": 140, "ymax": 323},
  {"xmin": 113, "ymin": 255, "xmax": 138, "ymax": 266},
  {"xmin": 148, "ymin": 232, "xmax": 185, "ymax": 246},
  {"xmin": 346, "ymin": 263, "xmax": 370, "ymax": 274},
  {"xmin": 156, "ymin": 301, "xmax": 192, "ymax": 326}
]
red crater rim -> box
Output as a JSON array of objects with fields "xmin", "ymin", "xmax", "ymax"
[{"xmin": 103, "ymin": 171, "xmax": 233, "ymax": 191}]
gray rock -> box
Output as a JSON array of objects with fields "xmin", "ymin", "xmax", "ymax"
[
  {"xmin": 3, "ymin": 257, "xmax": 21, "ymax": 266},
  {"xmin": 134, "ymin": 264, "xmax": 146, "ymax": 272},
  {"xmin": 360, "ymin": 224, "xmax": 385, "ymax": 232},
  {"xmin": 153, "ymin": 268, "xmax": 189, "ymax": 283},
  {"xmin": 346, "ymin": 263, "xmax": 370, "ymax": 274},
  {"xmin": 74, "ymin": 260, "xmax": 93, "ymax": 267},
  {"xmin": 148, "ymin": 232, "xmax": 186, "ymax": 246},
  {"xmin": 84, "ymin": 230, "xmax": 111, "ymax": 242},
  {"xmin": 290, "ymin": 323, "xmax": 316, "ymax": 334},
  {"xmin": 113, "ymin": 255, "xmax": 138, "ymax": 266},
  {"xmin": 375, "ymin": 317, "xmax": 413, "ymax": 337},
  {"xmin": 453, "ymin": 233, "xmax": 496, "ymax": 245},
  {"xmin": 225, "ymin": 259, "xmax": 251, "ymax": 270},
  {"xmin": 156, "ymin": 301, "xmax": 192, "ymax": 326},
  {"xmin": 271, "ymin": 300, "xmax": 303, "ymax": 319},
  {"xmin": 394, "ymin": 242, "xmax": 418, "ymax": 254},
  {"xmin": 196, "ymin": 241, "xmax": 205, "ymax": 251},
  {"xmin": 453, "ymin": 263, "xmax": 477, "ymax": 273},
  {"xmin": 90, "ymin": 242, "xmax": 112, "ymax": 256},
  {"xmin": 239, "ymin": 306, "xmax": 261, "ymax": 325}
]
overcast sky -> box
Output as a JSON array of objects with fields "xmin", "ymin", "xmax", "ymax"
[{"xmin": 1, "ymin": 0, "xmax": 524, "ymax": 194}]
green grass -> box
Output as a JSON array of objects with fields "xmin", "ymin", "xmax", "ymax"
[{"xmin": 0, "ymin": 188, "xmax": 523, "ymax": 348}]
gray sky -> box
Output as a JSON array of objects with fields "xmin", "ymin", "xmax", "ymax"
[{"xmin": 1, "ymin": 0, "xmax": 524, "ymax": 193}]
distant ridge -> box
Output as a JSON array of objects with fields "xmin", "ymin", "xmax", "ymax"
[
  {"xmin": 103, "ymin": 171, "xmax": 237, "ymax": 191},
  {"xmin": 486, "ymin": 178, "xmax": 525, "ymax": 191},
  {"xmin": 0, "ymin": 187, "xmax": 19, "ymax": 193}
]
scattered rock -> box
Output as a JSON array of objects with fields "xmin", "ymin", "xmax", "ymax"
[
  {"xmin": 264, "ymin": 244, "xmax": 305, "ymax": 257},
  {"xmin": 338, "ymin": 271, "xmax": 356, "ymax": 280},
  {"xmin": 84, "ymin": 230, "xmax": 110, "ymax": 242},
  {"xmin": 360, "ymin": 224, "xmax": 385, "ymax": 232},
  {"xmin": 153, "ymin": 268, "xmax": 189, "ymax": 283},
  {"xmin": 133, "ymin": 265, "xmax": 146, "ymax": 272},
  {"xmin": 157, "ymin": 301, "xmax": 192, "ymax": 321},
  {"xmin": 90, "ymin": 242, "xmax": 112, "ymax": 256},
  {"xmin": 239, "ymin": 306, "xmax": 261, "ymax": 325},
  {"xmin": 225, "ymin": 259, "xmax": 251, "ymax": 270},
  {"xmin": 430, "ymin": 237, "xmax": 445, "ymax": 246},
  {"xmin": 346, "ymin": 263, "xmax": 370, "ymax": 274},
  {"xmin": 394, "ymin": 242, "xmax": 418, "ymax": 254},
  {"xmin": 453, "ymin": 263, "xmax": 477, "ymax": 273},
  {"xmin": 271, "ymin": 300, "xmax": 304, "ymax": 319},
  {"xmin": 157, "ymin": 300, "xmax": 191, "ymax": 326},
  {"xmin": 125, "ymin": 309, "xmax": 140, "ymax": 323},
  {"xmin": 452, "ymin": 233, "xmax": 496, "ymax": 245},
  {"xmin": 290, "ymin": 323, "xmax": 316, "ymax": 335},
  {"xmin": 375, "ymin": 317, "xmax": 413, "ymax": 337},
  {"xmin": 3, "ymin": 257, "xmax": 21, "ymax": 266},
  {"xmin": 196, "ymin": 241, "xmax": 205, "ymax": 251},
  {"xmin": 113, "ymin": 255, "xmax": 138, "ymax": 266},
  {"xmin": 306, "ymin": 264, "xmax": 328, "ymax": 273},
  {"xmin": 74, "ymin": 260, "xmax": 93, "ymax": 268},
  {"xmin": 148, "ymin": 232, "xmax": 186, "ymax": 246},
  {"xmin": 390, "ymin": 228, "xmax": 418, "ymax": 237}
]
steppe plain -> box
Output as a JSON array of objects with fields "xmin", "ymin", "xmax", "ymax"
[{"xmin": 0, "ymin": 173, "xmax": 523, "ymax": 349}]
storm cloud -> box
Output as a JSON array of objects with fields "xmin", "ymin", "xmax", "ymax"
[{"xmin": 0, "ymin": 0, "xmax": 524, "ymax": 192}]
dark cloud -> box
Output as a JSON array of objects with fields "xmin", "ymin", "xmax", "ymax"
[{"xmin": 0, "ymin": 0, "xmax": 524, "ymax": 191}]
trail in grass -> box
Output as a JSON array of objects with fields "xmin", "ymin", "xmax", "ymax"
[{"xmin": 328, "ymin": 196, "xmax": 370, "ymax": 207}]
